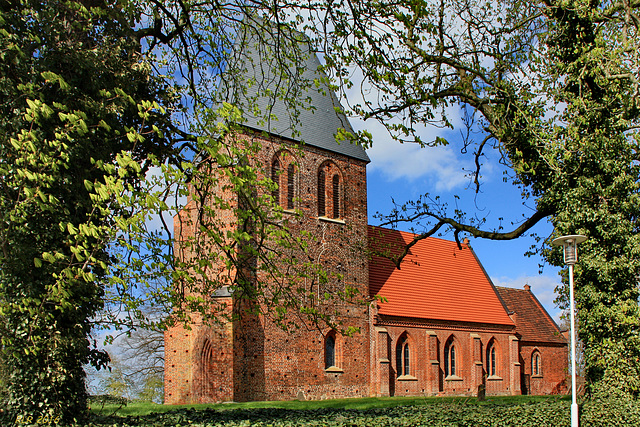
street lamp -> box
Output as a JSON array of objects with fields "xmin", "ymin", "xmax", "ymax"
[{"xmin": 552, "ymin": 234, "xmax": 587, "ymax": 427}]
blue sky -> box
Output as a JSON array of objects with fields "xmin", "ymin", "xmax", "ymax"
[{"xmin": 356, "ymin": 114, "xmax": 565, "ymax": 324}]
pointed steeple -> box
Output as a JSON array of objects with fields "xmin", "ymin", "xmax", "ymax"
[{"xmin": 224, "ymin": 20, "xmax": 370, "ymax": 163}]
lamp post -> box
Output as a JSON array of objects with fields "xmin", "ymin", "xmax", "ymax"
[{"xmin": 552, "ymin": 235, "xmax": 587, "ymax": 427}]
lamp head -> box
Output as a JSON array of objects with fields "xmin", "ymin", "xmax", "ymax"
[{"xmin": 551, "ymin": 235, "xmax": 587, "ymax": 265}]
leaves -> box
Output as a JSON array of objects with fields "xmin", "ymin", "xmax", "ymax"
[
  {"xmin": 301, "ymin": 0, "xmax": 640, "ymax": 397},
  {"xmin": 0, "ymin": 0, "xmax": 174, "ymax": 421},
  {"xmin": 51, "ymin": 397, "xmax": 640, "ymax": 427}
]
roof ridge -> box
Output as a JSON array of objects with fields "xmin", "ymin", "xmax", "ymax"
[
  {"xmin": 367, "ymin": 224, "xmax": 468, "ymax": 245},
  {"xmin": 368, "ymin": 226, "xmax": 515, "ymax": 326},
  {"xmin": 495, "ymin": 285, "xmax": 527, "ymax": 291}
]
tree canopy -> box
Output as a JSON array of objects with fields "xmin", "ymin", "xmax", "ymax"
[
  {"xmin": 0, "ymin": 0, "xmax": 362, "ymax": 421},
  {"xmin": 2, "ymin": 0, "xmax": 640, "ymax": 422},
  {"xmin": 305, "ymin": 0, "xmax": 640, "ymax": 397},
  {"xmin": 0, "ymin": 0, "xmax": 178, "ymax": 421}
]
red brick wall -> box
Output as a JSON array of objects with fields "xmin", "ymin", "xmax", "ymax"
[
  {"xmin": 164, "ymin": 302, "xmax": 236, "ymax": 404},
  {"xmin": 232, "ymin": 309, "xmax": 371, "ymax": 401},
  {"xmin": 165, "ymin": 154, "xmax": 240, "ymax": 405},
  {"xmin": 519, "ymin": 343, "xmax": 568, "ymax": 395},
  {"xmin": 165, "ymin": 131, "xmax": 371, "ymax": 403},
  {"xmin": 372, "ymin": 318, "xmax": 520, "ymax": 397},
  {"xmin": 164, "ymin": 324, "xmax": 196, "ymax": 404},
  {"xmin": 164, "ymin": 130, "xmax": 567, "ymax": 404}
]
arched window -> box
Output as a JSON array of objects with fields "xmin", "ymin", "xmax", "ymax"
[
  {"xmin": 271, "ymin": 159, "xmax": 280, "ymax": 205},
  {"xmin": 287, "ymin": 163, "xmax": 295, "ymax": 209},
  {"xmin": 201, "ymin": 339, "xmax": 214, "ymax": 397},
  {"xmin": 332, "ymin": 174, "xmax": 340, "ymax": 218},
  {"xmin": 325, "ymin": 331, "xmax": 339, "ymax": 369},
  {"xmin": 272, "ymin": 153, "xmax": 297, "ymax": 209},
  {"xmin": 444, "ymin": 340, "xmax": 457, "ymax": 377},
  {"xmin": 317, "ymin": 168, "xmax": 326, "ymax": 217},
  {"xmin": 532, "ymin": 351, "xmax": 542, "ymax": 376},
  {"xmin": 325, "ymin": 335, "xmax": 335, "ymax": 368},
  {"xmin": 317, "ymin": 162, "xmax": 343, "ymax": 219},
  {"xmin": 396, "ymin": 334, "xmax": 410, "ymax": 376},
  {"xmin": 487, "ymin": 342, "xmax": 497, "ymax": 377}
]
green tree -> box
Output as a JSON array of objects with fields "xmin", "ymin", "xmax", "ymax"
[
  {"xmin": 306, "ymin": 0, "xmax": 640, "ymax": 397},
  {"xmin": 0, "ymin": 0, "xmax": 175, "ymax": 421},
  {"xmin": 1, "ymin": 1, "xmax": 365, "ymax": 421},
  {"xmin": 96, "ymin": 356, "xmax": 136, "ymax": 402}
]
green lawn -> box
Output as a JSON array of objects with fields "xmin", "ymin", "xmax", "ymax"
[
  {"xmin": 90, "ymin": 394, "xmax": 562, "ymax": 416},
  {"xmin": 83, "ymin": 394, "xmax": 640, "ymax": 426}
]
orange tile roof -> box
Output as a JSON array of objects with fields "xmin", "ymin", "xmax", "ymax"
[
  {"xmin": 368, "ymin": 226, "xmax": 514, "ymax": 326},
  {"xmin": 495, "ymin": 286, "xmax": 566, "ymax": 344}
]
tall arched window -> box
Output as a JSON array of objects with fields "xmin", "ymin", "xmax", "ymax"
[
  {"xmin": 272, "ymin": 153, "xmax": 297, "ymax": 209},
  {"xmin": 486, "ymin": 342, "xmax": 497, "ymax": 377},
  {"xmin": 332, "ymin": 174, "xmax": 340, "ymax": 218},
  {"xmin": 317, "ymin": 162, "xmax": 343, "ymax": 219},
  {"xmin": 317, "ymin": 168, "xmax": 326, "ymax": 217},
  {"xmin": 325, "ymin": 330, "xmax": 340, "ymax": 369},
  {"xmin": 444, "ymin": 339, "xmax": 457, "ymax": 377},
  {"xmin": 287, "ymin": 163, "xmax": 295, "ymax": 209},
  {"xmin": 325, "ymin": 335, "xmax": 335, "ymax": 368},
  {"xmin": 396, "ymin": 334, "xmax": 410, "ymax": 376},
  {"xmin": 532, "ymin": 351, "xmax": 542, "ymax": 376},
  {"xmin": 201, "ymin": 339, "xmax": 214, "ymax": 397},
  {"xmin": 271, "ymin": 159, "xmax": 280, "ymax": 205}
]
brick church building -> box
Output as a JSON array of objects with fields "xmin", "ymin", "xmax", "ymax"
[{"xmin": 164, "ymin": 31, "xmax": 568, "ymax": 404}]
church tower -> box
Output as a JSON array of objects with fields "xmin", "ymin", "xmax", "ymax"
[{"xmin": 164, "ymin": 27, "xmax": 372, "ymax": 404}]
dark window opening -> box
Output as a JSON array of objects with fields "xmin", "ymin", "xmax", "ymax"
[
  {"xmin": 325, "ymin": 334, "xmax": 336, "ymax": 368},
  {"xmin": 396, "ymin": 335, "xmax": 410, "ymax": 376},
  {"xmin": 532, "ymin": 352, "xmax": 541, "ymax": 376},
  {"xmin": 271, "ymin": 159, "xmax": 280, "ymax": 205},
  {"xmin": 287, "ymin": 164, "xmax": 295, "ymax": 209},
  {"xmin": 318, "ymin": 168, "xmax": 326, "ymax": 217},
  {"xmin": 487, "ymin": 344, "xmax": 497, "ymax": 376},
  {"xmin": 445, "ymin": 342, "xmax": 456, "ymax": 376},
  {"xmin": 332, "ymin": 174, "xmax": 340, "ymax": 218}
]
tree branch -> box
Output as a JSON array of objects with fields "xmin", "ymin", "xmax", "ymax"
[{"xmin": 382, "ymin": 207, "xmax": 552, "ymax": 268}]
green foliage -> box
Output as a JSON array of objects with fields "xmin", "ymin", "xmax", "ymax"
[
  {"xmin": 69, "ymin": 396, "xmax": 640, "ymax": 426},
  {"xmin": 0, "ymin": 1, "xmax": 368, "ymax": 421},
  {"xmin": 88, "ymin": 395, "xmax": 556, "ymax": 416},
  {"xmin": 541, "ymin": 2, "xmax": 640, "ymax": 397},
  {"xmin": 137, "ymin": 375, "xmax": 164, "ymax": 403},
  {"xmin": 0, "ymin": 347, "xmax": 8, "ymax": 404},
  {"xmin": 581, "ymin": 396, "xmax": 640, "ymax": 427},
  {"xmin": 0, "ymin": 0, "xmax": 173, "ymax": 422},
  {"xmin": 97, "ymin": 357, "xmax": 136, "ymax": 401},
  {"xmin": 302, "ymin": 0, "xmax": 640, "ymax": 397}
]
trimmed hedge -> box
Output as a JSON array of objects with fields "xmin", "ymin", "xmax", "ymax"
[{"xmin": 75, "ymin": 397, "xmax": 640, "ymax": 427}]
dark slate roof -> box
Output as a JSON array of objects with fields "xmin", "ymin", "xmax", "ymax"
[
  {"xmin": 224, "ymin": 23, "xmax": 370, "ymax": 162},
  {"xmin": 495, "ymin": 286, "xmax": 567, "ymax": 344}
]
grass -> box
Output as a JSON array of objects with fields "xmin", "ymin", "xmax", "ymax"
[{"xmin": 89, "ymin": 394, "xmax": 567, "ymax": 417}]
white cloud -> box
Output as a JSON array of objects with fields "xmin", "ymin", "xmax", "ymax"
[
  {"xmin": 370, "ymin": 138, "xmax": 468, "ymax": 191},
  {"xmin": 492, "ymin": 274, "xmax": 564, "ymax": 324},
  {"xmin": 337, "ymin": 54, "xmax": 477, "ymax": 191},
  {"xmin": 346, "ymin": 110, "xmax": 472, "ymax": 191}
]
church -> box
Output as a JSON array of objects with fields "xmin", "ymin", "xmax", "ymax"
[{"xmin": 163, "ymin": 29, "xmax": 567, "ymax": 404}]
